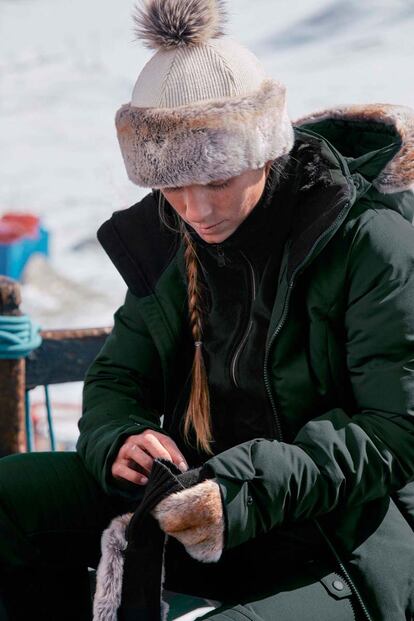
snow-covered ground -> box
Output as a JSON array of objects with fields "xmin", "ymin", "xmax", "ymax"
[{"xmin": 1, "ymin": 0, "xmax": 413, "ymax": 449}]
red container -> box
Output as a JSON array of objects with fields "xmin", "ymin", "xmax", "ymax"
[{"xmin": 1, "ymin": 213, "xmax": 40, "ymax": 240}]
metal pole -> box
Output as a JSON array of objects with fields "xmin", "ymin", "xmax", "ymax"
[{"xmin": 0, "ymin": 276, "xmax": 26, "ymax": 455}]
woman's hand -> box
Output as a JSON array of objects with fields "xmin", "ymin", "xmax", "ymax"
[
  {"xmin": 111, "ymin": 429, "xmax": 189, "ymax": 486},
  {"xmin": 151, "ymin": 478, "xmax": 225, "ymax": 563}
]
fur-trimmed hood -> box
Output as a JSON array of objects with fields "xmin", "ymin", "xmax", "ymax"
[{"xmin": 294, "ymin": 103, "xmax": 414, "ymax": 196}]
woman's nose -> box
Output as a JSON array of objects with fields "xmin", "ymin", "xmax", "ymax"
[{"xmin": 183, "ymin": 188, "xmax": 214, "ymax": 224}]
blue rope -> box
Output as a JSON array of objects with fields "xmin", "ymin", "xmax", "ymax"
[
  {"xmin": 25, "ymin": 390, "xmax": 34, "ymax": 452},
  {"xmin": 0, "ymin": 314, "xmax": 43, "ymax": 451},
  {"xmin": 24, "ymin": 386, "xmax": 56, "ymax": 452},
  {"xmin": 0, "ymin": 315, "xmax": 56, "ymax": 452},
  {"xmin": 0, "ymin": 315, "xmax": 42, "ymax": 359},
  {"xmin": 44, "ymin": 384, "xmax": 56, "ymax": 451}
]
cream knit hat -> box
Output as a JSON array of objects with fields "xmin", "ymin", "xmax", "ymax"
[{"xmin": 115, "ymin": 0, "xmax": 295, "ymax": 188}]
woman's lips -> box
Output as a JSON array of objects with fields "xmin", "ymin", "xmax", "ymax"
[{"xmin": 197, "ymin": 220, "xmax": 224, "ymax": 231}]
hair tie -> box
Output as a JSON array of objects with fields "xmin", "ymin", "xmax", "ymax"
[{"xmin": 194, "ymin": 341, "xmax": 203, "ymax": 348}]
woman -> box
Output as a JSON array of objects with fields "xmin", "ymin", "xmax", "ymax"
[
  {"xmin": 86, "ymin": 1, "xmax": 414, "ymax": 619},
  {"xmin": 1, "ymin": 0, "xmax": 414, "ymax": 619}
]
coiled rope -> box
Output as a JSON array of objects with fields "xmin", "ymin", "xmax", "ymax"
[
  {"xmin": 0, "ymin": 315, "xmax": 42, "ymax": 359},
  {"xmin": 0, "ymin": 315, "xmax": 44, "ymax": 451}
]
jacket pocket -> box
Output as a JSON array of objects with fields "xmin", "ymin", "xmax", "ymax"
[
  {"xmin": 308, "ymin": 563, "xmax": 359, "ymax": 621},
  {"xmin": 210, "ymin": 564, "xmax": 358, "ymax": 621}
]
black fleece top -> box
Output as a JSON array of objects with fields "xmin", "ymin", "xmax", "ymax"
[
  {"xmin": 171, "ymin": 165, "xmax": 331, "ymax": 567},
  {"xmin": 178, "ymin": 163, "xmax": 295, "ymax": 459}
]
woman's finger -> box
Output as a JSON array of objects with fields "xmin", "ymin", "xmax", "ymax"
[
  {"xmin": 157, "ymin": 435, "xmax": 189, "ymax": 471},
  {"xmin": 126, "ymin": 443, "xmax": 154, "ymax": 474},
  {"xmin": 139, "ymin": 433, "xmax": 176, "ymax": 463},
  {"xmin": 118, "ymin": 431, "xmax": 188, "ymax": 471},
  {"xmin": 111, "ymin": 460, "xmax": 148, "ymax": 485}
]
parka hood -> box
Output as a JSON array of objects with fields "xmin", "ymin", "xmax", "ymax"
[{"xmin": 294, "ymin": 103, "xmax": 414, "ymax": 197}]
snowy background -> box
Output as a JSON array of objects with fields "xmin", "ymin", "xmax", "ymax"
[{"xmin": 1, "ymin": 0, "xmax": 413, "ymax": 448}]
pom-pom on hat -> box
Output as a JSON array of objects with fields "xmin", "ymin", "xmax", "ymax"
[
  {"xmin": 133, "ymin": 0, "xmax": 228, "ymax": 49},
  {"xmin": 115, "ymin": 0, "xmax": 295, "ymax": 189}
]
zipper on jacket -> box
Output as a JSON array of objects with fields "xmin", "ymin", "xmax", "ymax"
[
  {"xmin": 263, "ymin": 197, "xmax": 352, "ymax": 442},
  {"xmin": 263, "ymin": 279, "xmax": 292, "ymax": 442},
  {"xmin": 230, "ymin": 251, "xmax": 257, "ymax": 388},
  {"xmin": 216, "ymin": 245, "xmax": 227, "ymax": 267},
  {"xmin": 313, "ymin": 520, "xmax": 373, "ymax": 621},
  {"xmin": 262, "ymin": 195, "xmax": 373, "ymax": 620},
  {"xmin": 262, "ymin": 130, "xmax": 358, "ymax": 438},
  {"xmin": 168, "ymin": 366, "xmax": 192, "ymax": 433}
]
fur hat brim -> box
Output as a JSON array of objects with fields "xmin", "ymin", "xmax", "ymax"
[{"xmin": 115, "ymin": 78, "xmax": 295, "ymax": 188}]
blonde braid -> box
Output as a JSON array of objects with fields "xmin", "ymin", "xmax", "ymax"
[{"xmin": 179, "ymin": 221, "xmax": 214, "ymax": 455}]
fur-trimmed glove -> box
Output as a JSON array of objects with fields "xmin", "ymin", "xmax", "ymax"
[{"xmin": 150, "ymin": 467, "xmax": 225, "ymax": 563}]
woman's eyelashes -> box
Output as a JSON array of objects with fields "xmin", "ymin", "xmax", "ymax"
[
  {"xmin": 209, "ymin": 180, "xmax": 231, "ymax": 191},
  {"xmin": 164, "ymin": 180, "xmax": 231, "ymax": 193}
]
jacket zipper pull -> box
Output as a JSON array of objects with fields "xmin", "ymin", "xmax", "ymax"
[{"xmin": 216, "ymin": 245, "xmax": 226, "ymax": 267}]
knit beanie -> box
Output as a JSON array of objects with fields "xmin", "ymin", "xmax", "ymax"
[{"xmin": 115, "ymin": 0, "xmax": 295, "ymax": 189}]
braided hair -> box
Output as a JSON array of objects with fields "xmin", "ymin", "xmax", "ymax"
[
  {"xmin": 157, "ymin": 158, "xmax": 290, "ymax": 455},
  {"xmin": 158, "ymin": 191, "xmax": 213, "ymax": 454},
  {"xmin": 180, "ymin": 222, "xmax": 213, "ymax": 454}
]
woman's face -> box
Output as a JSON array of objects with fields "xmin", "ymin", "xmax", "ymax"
[{"xmin": 161, "ymin": 163, "xmax": 271, "ymax": 244}]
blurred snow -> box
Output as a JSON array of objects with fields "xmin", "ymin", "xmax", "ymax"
[
  {"xmin": 1, "ymin": 0, "xmax": 413, "ymax": 447},
  {"xmin": 1, "ymin": 0, "xmax": 413, "ymax": 328}
]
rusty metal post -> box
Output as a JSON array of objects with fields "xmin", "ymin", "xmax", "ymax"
[{"xmin": 0, "ymin": 276, "xmax": 26, "ymax": 455}]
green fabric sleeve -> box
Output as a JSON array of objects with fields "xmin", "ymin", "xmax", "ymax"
[
  {"xmin": 76, "ymin": 289, "xmax": 169, "ymax": 500},
  {"xmin": 202, "ymin": 209, "xmax": 414, "ymax": 550}
]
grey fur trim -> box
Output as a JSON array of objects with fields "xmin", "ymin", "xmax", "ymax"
[
  {"xmin": 132, "ymin": 0, "xmax": 227, "ymax": 50},
  {"xmin": 115, "ymin": 78, "xmax": 295, "ymax": 188},
  {"xmin": 160, "ymin": 534, "xmax": 170, "ymax": 621},
  {"xmin": 92, "ymin": 512, "xmax": 132, "ymax": 621},
  {"xmin": 294, "ymin": 103, "xmax": 414, "ymax": 195},
  {"xmin": 93, "ymin": 512, "xmax": 171, "ymax": 620}
]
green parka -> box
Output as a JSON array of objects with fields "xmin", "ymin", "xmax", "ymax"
[{"xmin": 77, "ymin": 103, "xmax": 414, "ymax": 620}]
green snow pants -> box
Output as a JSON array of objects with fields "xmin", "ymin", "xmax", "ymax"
[{"xmin": 0, "ymin": 451, "xmax": 361, "ymax": 621}]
